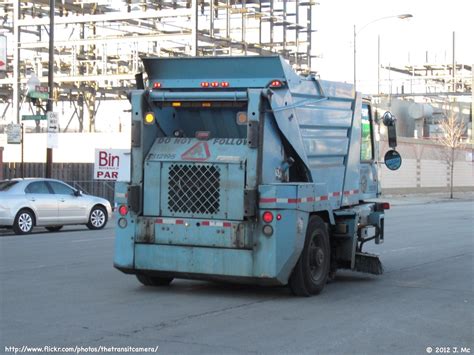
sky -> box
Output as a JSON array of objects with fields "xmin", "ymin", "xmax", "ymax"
[{"xmin": 314, "ymin": 0, "xmax": 473, "ymax": 94}]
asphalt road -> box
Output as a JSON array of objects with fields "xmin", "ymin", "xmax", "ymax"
[{"xmin": 1, "ymin": 198, "xmax": 473, "ymax": 355}]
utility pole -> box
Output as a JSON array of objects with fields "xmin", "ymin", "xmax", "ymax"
[
  {"xmin": 377, "ymin": 34, "xmax": 381, "ymax": 95},
  {"xmin": 46, "ymin": 0, "xmax": 54, "ymax": 178},
  {"xmin": 452, "ymin": 31, "xmax": 456, "ymax": 92},
  {"xmin": 13, "ymin": 1, "xmax": 20, "ymax": 124}
]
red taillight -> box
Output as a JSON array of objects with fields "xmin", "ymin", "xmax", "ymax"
[
  {"xmin": 153, "ymin": 82, "xmax": 162, "ymax": 89},
  {"xmin": 262, "ymin": 211, "xmax": 273, "ymax": 223},
  {"xmin": 276, "ymin": 213, "xmax": 282, "ymax": 221},
  {"xmin": 221, "ymin": 81, "xmax": 229, "ymax": 88},
  {"xmin": 381, "ymin": 202, "xmax": 390, "ymax": 210},
  {"xmin": 269, "ymin": 80, "xmax": 283, "ymax": 88},
  {"xmin": 118, "ymin": 205, "xmax": 128, "ymax": 216},
  {"xmin": 210, "ymin": 82, "xmax": 219, "ymax": 88},
  {"xmin": 201, "ymin": 82, "xmax": 209, "ymax": 88}
]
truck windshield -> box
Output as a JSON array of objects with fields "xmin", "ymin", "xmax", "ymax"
[
  {"xmin": 159, "ymin": 105, "xmax": 248, "ymax": 139},
  {"xmin": 360, "ymin": 104, "xmax": 374, "ymax": 161}
]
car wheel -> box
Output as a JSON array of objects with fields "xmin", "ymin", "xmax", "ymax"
[
  {"xmin": 289, "ymin": 216, "xmax": 330, "ymax": 297},
  {"xmin": 86, "ymin": 206, "xmax": 107, "ymax": 230},
  {"xmin": 136, "ymin": 274, "xmax": 174, "ymax": 287},
  {"xmin": 45, "ymin": 225, "xmax": 63, "ymax": 232},
  {"xmin": 13, "ymin": 209, "xmax": 35, "ymax": 235}
]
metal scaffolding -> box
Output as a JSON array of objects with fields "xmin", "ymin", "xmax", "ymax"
[
  {"xmin": 382, "ymin": 63, "xmax": 472, "ymax": 97},
  {"xmin": 0, "ymin": 0, "xmax": 317, "ymax": 131}
]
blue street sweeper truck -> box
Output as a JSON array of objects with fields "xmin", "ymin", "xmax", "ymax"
[{"xmin": 113, "ymin": 55, "xmax": 401, "ymax": 296}]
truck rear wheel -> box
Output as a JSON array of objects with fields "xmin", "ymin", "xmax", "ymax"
[
  {"xmin": 289, "ymin": 216, "xmax": 330, "ymax": 296},
  {"xmin": 136, "ymin": 274, "xmax": 173, "ymax": 287}
]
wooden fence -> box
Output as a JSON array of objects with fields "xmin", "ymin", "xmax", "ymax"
[{"xmin": 1, "ymin": 162, "xmax": 115, "ymax": 203}]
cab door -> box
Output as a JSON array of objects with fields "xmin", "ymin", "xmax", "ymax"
[
  {"xmin": 359, "ymin": 103, "xmax": 380, "ymax": 198},
  {"xmin": 24, "ymin": 181, "xmax": 58, "ymax": 225}
]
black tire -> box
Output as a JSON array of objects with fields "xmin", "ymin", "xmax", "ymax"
[
  {"xmin": 136, "ymin": 274, "xmax": 174, "ymax": 287},
  {"xmin": 45, "ymin": 225, "xmax": 63, "ymax": 232},
  {"xmin": 289, "ymin": 216, "xmax": 330, "ymax": 296},
  {"xmin": 86, "ymin": 206, "xmax": 107, "ymax": 230},
  {"xmin": 13, "ymin": 209, "xmax": 35, "ymax": 235}
]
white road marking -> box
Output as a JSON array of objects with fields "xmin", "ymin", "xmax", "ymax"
[
  {"xmin": 71, "ymin": 237, "xmax": 115, "ymax": 243},
  {"xmin": 380, "ymin": 246, "xmax": 418, "ymax": 254}
]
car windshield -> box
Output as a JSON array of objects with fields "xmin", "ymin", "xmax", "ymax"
[{"xmin": 0, "ymin": 180, "xmax": 18, "ymax": 191}]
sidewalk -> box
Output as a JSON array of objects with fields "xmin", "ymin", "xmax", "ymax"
[{"xmin": 378, "ymin": 191, "xmax": 474, "ymax": 206}]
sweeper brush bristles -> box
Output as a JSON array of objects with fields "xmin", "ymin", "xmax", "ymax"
[{"xmin": 354, "ymin": 252, "xmax": 384, "ymax": 275}]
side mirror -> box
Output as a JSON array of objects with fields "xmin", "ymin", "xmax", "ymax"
[
  {"xmin": 74, "ymin": 190, "xmax": 82, "ymax": 197},
  {"xmin": 384, "ymin": 150, "xmax": 402, "ymax": 171},
  {"xmin": 382, "ymin": 111, "xmax": 398, "ymax": 149}
]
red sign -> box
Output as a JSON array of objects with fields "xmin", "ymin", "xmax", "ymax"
[{"xmin": 181, "ymin": 142, "xmax": 210, "ymax": 161}]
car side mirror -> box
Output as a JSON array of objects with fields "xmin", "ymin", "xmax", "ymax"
[{"xmin": 74, "ymin": 190, "xmax": 82, "ymax": 197}]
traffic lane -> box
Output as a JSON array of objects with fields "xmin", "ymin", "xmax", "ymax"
[
  {"xmin": 366, "ymin": 200, "xmax": 473, "ymax": 276},
  {"xmin": 132, "ymin": 262, "xmax": 471, "ymax": 355},
  {"xmin": 0, "ymin": 222, "xmax": 115, "ymax": 274},
  {"xmin": 0, "ymin": 228, "xmax": 289, "ymax": 349},
  {"xmin": 1, "ymin": 200, "xmax": 473, "ymax": 354}
]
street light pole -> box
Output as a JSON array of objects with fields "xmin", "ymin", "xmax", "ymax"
[
  {"xmin": 46, "ymin": 0, "xmax": 55, "ymax": 178},
  {"xmin": 378, "ymin": 34, "xmax": 380, "ymax": 95},
  {"xmin": 353, "ymin": 14, "xmax": 413, "ymax": 93},
  {"xmin": 353, "ymin": 24, "xmax": 357, "ymax": 93}
]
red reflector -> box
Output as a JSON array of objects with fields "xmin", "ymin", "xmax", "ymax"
[
  {"xmin": 201, "ymin": 82, "xmax": 209, "ymax": 88},
  {"xmin": 118, "ymin": 205, "xmax": 128, "ymax": 216},
  {"xmin": 270, "ymin": 80, "xmax": 282, "ymax": 88},
  {"xmin": 211, "ymin": 82, "xmax": 219, "ymax": 88},
  {"xmin": 262, "ymin": 211, "xmax": 273, "ymax": 223},
  {"xmin": 382, "ymin": 202, "xmax": 390, "ymax": 210},
  {"xmin": 221, "ymin": 81, "xmax": 229, "ymax": 87},
  {"xmin": 196, "ymin": 131, "xmax": 210, "ymax": 140},
  {"xmin": 153, "ymin": 82, "xmax": 162, "ymax": 89},
  {"xmin": 276, "ymin": 213, "xmax": 282, "ymax": 221}
]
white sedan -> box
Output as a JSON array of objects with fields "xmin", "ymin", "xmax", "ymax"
[{"xmin": 0, "ymin": 178, "xmax": 112, "ymax": 235}]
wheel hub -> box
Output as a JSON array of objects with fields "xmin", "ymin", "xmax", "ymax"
[
  {"xmin": 91, "ymin": 210, "xmax": 105, "ymax": 227},
  {"xmin": 309, "ymin": 234, "xmax": 325, "ymax": 280},
  {"xmin": 19, "ymin": 213, "xmax": 32, "ymax": 232}
]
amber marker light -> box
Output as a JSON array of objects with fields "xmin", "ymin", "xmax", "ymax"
[
  {"xmin": 236, "ymin": 112, "xmax": 248, "ymax": 125},
  {"xmin": 144, "ymin": 112, "xmax": 155, "ymax": 124}
]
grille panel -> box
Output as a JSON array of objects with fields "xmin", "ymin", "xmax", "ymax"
[{"xmin": 168, "ymin": 164, "xmax": 221, "ymax": 215}]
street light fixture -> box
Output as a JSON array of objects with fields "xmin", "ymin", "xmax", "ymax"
[{"xmin": 353, "ymin": 14, "xmax": 413, "ymax": 92}]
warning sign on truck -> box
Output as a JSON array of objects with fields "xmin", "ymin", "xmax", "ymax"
[{"xmin": 94, "ymin": 149, "xmax": 130, "ymax": 181}]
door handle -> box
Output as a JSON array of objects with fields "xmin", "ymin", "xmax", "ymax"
[
  {"xmin": 60, "ymin": 199, "xmax": 65, "ymax": 202},
  {"xmin": 29, "ymin": 198, "xmax": 36, "ymax": 202}
]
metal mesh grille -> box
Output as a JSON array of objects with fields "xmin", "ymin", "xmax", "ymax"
[{"xmin": 168, "ymin": 164, "xmax": 221, "ymax": 214}]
